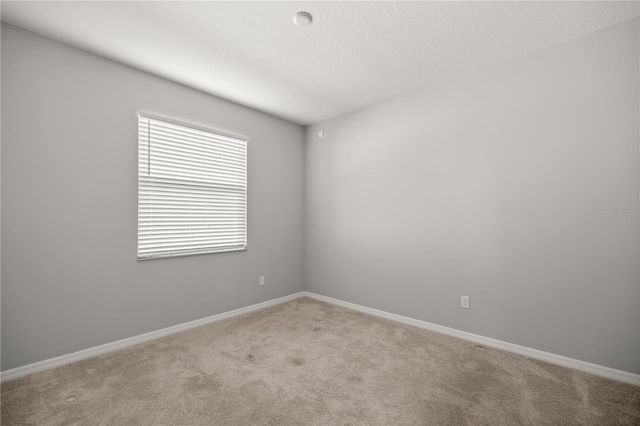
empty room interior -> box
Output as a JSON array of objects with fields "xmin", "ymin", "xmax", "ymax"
[{"xmin": 1, "ymin": 1, "xmax": 639, "ymax": 425}]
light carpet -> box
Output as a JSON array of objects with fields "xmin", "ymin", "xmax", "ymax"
[{"xmin": 2, "ymin": 297, "xmax": 639, "ymax": 425}]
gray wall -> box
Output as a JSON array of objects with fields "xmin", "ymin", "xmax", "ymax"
[
  {"xmin": 305, "ymin": 18, "xmax": 640, "ymax": 374},
  {"xmin": 1, "ymin": 24, "xmax": 305, "ymax": 371},
  {"xmin": 3, "ymin": 18, "xmax": 639, "ymax": 376}
]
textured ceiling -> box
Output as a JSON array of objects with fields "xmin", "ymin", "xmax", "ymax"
[{"xmin": 2, "ymin": 1, "xmax": 638, "ymax": 125}]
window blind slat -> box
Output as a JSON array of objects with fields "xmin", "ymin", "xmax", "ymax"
[
  {"xmin": 141, "ymin": 217, "xmax": 241, "ymax": 229},
  {"xmin": 139, "ymin": 123, "xmax": 246, "ymax": 156},
  {"xmin": 142, "ymin": 150, "xmax": 246, "ymax": 175},
  {"xmin": 138, "ymin": 240, "xmax": 245, "ymax": 253},
  {"xmin": 144, "ymin": 118, "xmax": 245, "ymax": 148},
  {"xmin": 137, "ymin": 115, "xmax": 247, "ymax": 260},
  {"xmin": 142, "ymin": 173, "xmax": 244, "ymax": 187},
  {"xmin": 138, "ymin": 180, "xmax": 245, "ymax": 192},
  {"xmin": 139, "ymin": 230, "xmax": 246, "ymax": 238},
  {"xmin": 146, "ymin": 133, "xmax": 247, "ymax": 159},
  {"xmin": 139, "ymin": 234, "xmax": 246, "ymax": 245}
]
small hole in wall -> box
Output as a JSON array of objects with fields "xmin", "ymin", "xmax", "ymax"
[{"xmin": 318, "ymin": 129, "xmax": 326, "ymax": 139}]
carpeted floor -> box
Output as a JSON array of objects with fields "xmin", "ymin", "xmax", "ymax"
[{"xmin": 2, "ymin": 297, "xmax": 639, "ymax": 425}]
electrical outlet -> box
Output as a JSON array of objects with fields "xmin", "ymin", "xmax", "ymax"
[
  {"xmin": 461, "ymin": 295, "xmax": 470, "ymax": 309},
  {"xmin": 259, "ymin": 276, "xmax": 265, "ymax": 286}
]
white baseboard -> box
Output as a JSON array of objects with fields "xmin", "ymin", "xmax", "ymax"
[
  {"xmin": 303, "ymin": 291, "xmax": 640, "ymax": 386},
  {"xmin": 3, "ymin": 290, "xmax": 638, "ymax": 387},
  {"xmin": 0, "ymin": 292, "xmax": 306, "ymax": 383}
]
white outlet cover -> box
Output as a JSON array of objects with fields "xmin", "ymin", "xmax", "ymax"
[{"xmin": 461, "ymin": 295, "xmax": 470, "ymax": 309}]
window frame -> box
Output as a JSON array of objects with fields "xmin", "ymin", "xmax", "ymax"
[{"xmin": 137, "ymin": 113, "xmax": 248, "ymax": 260}]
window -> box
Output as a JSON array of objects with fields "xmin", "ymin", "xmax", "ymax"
[{"xmin": 137, "ymin": 115, "xmax": 247, "ymax": 260}]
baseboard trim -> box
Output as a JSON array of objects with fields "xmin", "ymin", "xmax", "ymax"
[
  {"xmin": 0, "ymin": 292, "xmax": 306, "ymax": 383},
  {"xmin": 4, "ymin": 291, "xmax": 637, "ymax": 386},
  {"xmin": 303, "ymin": 291, "xmax": 640, "ymax": 386}
]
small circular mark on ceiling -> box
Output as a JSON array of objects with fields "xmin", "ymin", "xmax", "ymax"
[{"xmin": 293, "ymin": 12, "xmax": 313, "ymax": 28}]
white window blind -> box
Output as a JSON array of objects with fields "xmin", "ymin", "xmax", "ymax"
[{"xmin": 137, "ymin": 115, "xmax": 247, "ymax": 260}]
